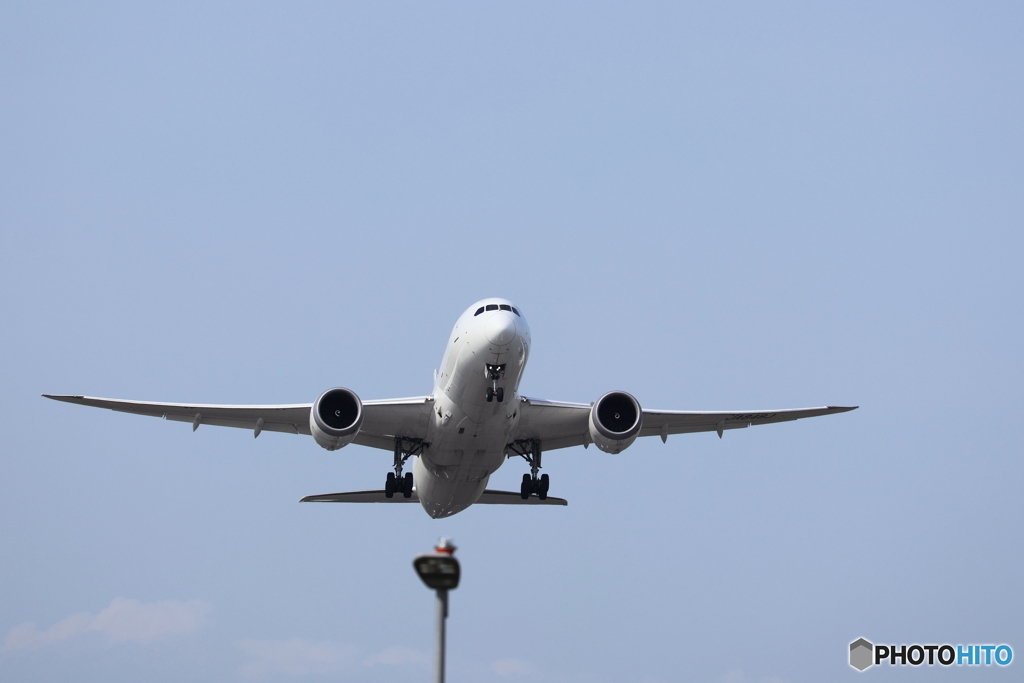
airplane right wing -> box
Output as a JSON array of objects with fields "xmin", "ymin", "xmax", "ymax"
[{"xmin": 42, "ymin": 393, "xmax": 434, "ymax": 452}]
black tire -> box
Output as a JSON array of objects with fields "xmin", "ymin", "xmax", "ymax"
[
  {"xmin": 520, "ymin": 473, "xmax": 532, "ymax": 500},
  {"xmin": 385, "ymin": 472, "xmax": 395, "ymax": 498},
  {"xmin": 485, "ymin": 387, "xmax": 494, "ymax": 402},
  {"xmin": 538, "ymin": 473, "xmax": 550, "ymax": 500},
  {"xmin": 403, "ymin": 472, "xmax": 414, "ymax": 498},
  {"xmin": 496, "ymin": 387, "xmax": 504, "ymax": 402}
]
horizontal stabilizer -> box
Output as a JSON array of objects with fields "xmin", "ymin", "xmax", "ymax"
[
  {"xmin": 477, "ymin": 489, "xmax": 567, "ymax": 506},
  {"xmin": 300, "ymin": 489, "xmax": 567, "ymax": 506}
]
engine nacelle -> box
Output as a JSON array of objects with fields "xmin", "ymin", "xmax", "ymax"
[
  {"xmin": 588, "ymin": 391, "xmax": 643, "ymax": 454},
  {"xmin": 310, "ymin": 387, "xmax": 363, "ymax": 451}
]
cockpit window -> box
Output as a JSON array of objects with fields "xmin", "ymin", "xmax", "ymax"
[
  {"xmin": 486, "ymin": 304, "xmax": 498, "ymax": 311},
  {"xmin": 511, "ymin": 307, "xmax": 520, "ymax": 316},
  {"xmin": 499, "ymin": 304, "xmax": 511, "ymax": 311},
  {"xmin": 474, "ymin": 307, "xmax": 485, "ymax": 316}
]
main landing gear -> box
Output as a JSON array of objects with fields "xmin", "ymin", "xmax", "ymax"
[
  {"xmin": 507, "ymin": 438, "xmax": 549, "ymax": 500},
  {"xmin": 521, "ymin": 473, "xmax": 549, "ymax": 499},
  {"xmin": 385, "ymin": 437, "xmax": 427, "ymax": 499}
]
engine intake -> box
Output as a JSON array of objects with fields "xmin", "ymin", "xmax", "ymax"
[
  {"xmin": 310, "ymin": 387, "xmax": 363, "ymax": 451},
  {"xmin": 589, "ymin": 391, "xmax": 643, "ymax": 454}
]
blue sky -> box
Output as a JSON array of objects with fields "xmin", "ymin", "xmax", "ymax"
[{"xmin": 1, "ymin": 2, "xmax": 1022, "ymax": 681}]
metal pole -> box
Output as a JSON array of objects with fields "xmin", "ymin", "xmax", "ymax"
[{"xmin": 435, "ymin": 588, "xmax": 448, "ymax": 683}]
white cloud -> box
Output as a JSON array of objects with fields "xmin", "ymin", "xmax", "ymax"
[
  {"xmin": 2, "ymin": 598, "xmax": 209, "ymax": 652},
  {"xmin": 492, "ymin": 657, "xmax": 535, "ymax": 678},
  {"xmin": 235, "ymin": 638, "xmax": 357, "ymax": 678},
  {"xmin": 362, "ymin": 645, "xmax": 429, "ymax": 667}
]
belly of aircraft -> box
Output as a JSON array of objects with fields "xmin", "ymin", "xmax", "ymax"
[{"xmin": 415, "ymin": 411, "xmax": 512, "ymax": 518}]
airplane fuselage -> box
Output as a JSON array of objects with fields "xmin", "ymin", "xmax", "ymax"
[{"xmin": 414, "ymin": 298, "xmax": 531, "ymax": 517}]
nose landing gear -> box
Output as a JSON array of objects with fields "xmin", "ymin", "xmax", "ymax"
[
  {"xmin": 507, "ymin": 438, "xmax": 548, "ymax": 500},
  {"xmin": 485, "ymin": 364, "xmax": 506, "ymax": 403}
]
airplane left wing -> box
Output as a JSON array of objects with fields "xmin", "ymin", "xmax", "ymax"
[
  {"xmin": 42, "ymin": 394, "xmax": 433, "ymax": 451},
  {"xmin": 515, "ymin": 398, "xmax": 591, "ymax": 450},
  {"xmin": 640, "ymin": 405, "xmax": 857, "ymax": 440},
  {"xmin": 517, "ymin": 397, "xmax": 856, "ymax": 451}
]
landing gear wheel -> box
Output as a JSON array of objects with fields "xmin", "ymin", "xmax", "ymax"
[
  {"xmin": 508, "ymin": 438, "xmax": 546, "ymax": 503},
  {"xmin": 495, "ymin": 387, "xmax": 504, "ymax": 402},
  {"xmin": 385, "ymin": 472, "xmax": 396, "ymax": 498},
  {"xmin": 485, "ymin": 387, "xmax": 494, "ymax": 402},
  {"xmin": 403, "ymin": 472, "xmax": 414, "ymax": 498}
]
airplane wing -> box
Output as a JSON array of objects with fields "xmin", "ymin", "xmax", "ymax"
[
  {"xmin": 515, "ymin": 398, "xmax": 592, "ymax": 450},
  {"xmin": 517, "ymin": 397, "xmax": 857, "ymax": 451},
  {"xmin": 639, "ymin": 405, "xmax": 858, "ymax": 440},
  {"xmin": 41, "ymin": 394, "xmax": 433, "ymax": 451}
]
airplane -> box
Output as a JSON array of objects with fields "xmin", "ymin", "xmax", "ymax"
[{"xmin": 45, "ymin": 298, "xmax": 856, "ymax": 518}]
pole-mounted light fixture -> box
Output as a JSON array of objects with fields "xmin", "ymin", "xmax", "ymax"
[{"xmin": 413, "ymin": 538, "xmax": 460, "ymax": 683}]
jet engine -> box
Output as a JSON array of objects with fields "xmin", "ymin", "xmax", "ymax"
[
  {"xmin": 588, "ymin": 390, "xmax": 643, "ymax": 454},
  {"xmin": 310, "ymin": 387, "xmax": 363, "ymax": 451}
]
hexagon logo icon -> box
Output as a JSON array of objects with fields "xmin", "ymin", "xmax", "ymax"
[{"xmin": 850, "ymin": 638, "xmax": 873, "ymax": 671}]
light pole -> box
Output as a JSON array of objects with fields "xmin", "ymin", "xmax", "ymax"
[{"xmin": 413, "ymin": 538, "xmax": 460, "ymax": 683}]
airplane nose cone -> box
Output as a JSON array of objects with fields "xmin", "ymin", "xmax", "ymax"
[{"xmin": 484, "ymin": 313, "xmax": 517, "ymax": 345}]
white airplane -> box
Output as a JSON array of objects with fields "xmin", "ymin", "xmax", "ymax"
[{"xmin": 45, "ymin": 298, "xmax": 856, "ymax": 518}]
